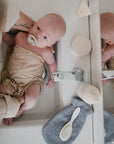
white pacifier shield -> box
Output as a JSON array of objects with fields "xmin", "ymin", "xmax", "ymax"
[
  {"xmin": 71, "ymin": 36, "xmax": 91, "ymax": 56},
  {"xmin": 27, "ymin": 35, "xmax": 38, "ymax": 46}
]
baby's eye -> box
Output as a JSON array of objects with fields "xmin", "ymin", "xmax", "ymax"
[
  {"xmin": 44, "ymin": 36, "xmax": 47, "ymax": 40},
  {"xmin": 37, "ymin": 27, "xmax": 40, "ymax": 30}
]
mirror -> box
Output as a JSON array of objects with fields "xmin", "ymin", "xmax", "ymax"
[
  {"xmin": 100, "ymin": 0, "xmax": 114, "ymax": 114},
  {"xmin": 99, "ymin": 0, "xmax": 114, "ymax": 143}
]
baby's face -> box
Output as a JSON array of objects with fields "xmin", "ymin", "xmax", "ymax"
[
  {"xmin": 28, "ymin": 14, "xmax": 66, "ymax": 48},
  {"xmin": 28, "ymin": 21, "xmax": 56, "ymax": 48},
  {"xmin": 102, "ymin": 25, "xmax": 114, "ymax": 45}
]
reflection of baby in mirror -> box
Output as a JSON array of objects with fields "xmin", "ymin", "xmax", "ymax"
[
  {"xmin": 1, "ymin": 13, "xmax": 66, "ymax": 125},
  {"xmin": 100, "ymin": 13, "xmax": 114, "ymax": 86}
]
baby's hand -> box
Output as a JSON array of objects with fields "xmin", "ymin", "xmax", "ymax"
[
  {"xmin": 47, "ymin": 78, "xmax": 54, "ymax": 88},
  {"xmin": 102, "ymin": 79, "xmax": 109, "ymax": 85},
  {"xmin": 102, "ymin": 74, "xmax": 109, "ymax": 85}
]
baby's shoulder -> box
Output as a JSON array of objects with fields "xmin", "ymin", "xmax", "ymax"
[
  {"xmin": 15, "ymin": 32, "xmax": 24, "ymax": 37},
  {"xmin": 15, "ymin": 32, "xmax": 26, "ymax": 41}
]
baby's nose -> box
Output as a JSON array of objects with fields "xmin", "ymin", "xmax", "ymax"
[
  {"xmin": 38, "ymin": 34, "xmax": 41, "ymax": 39},
  {"xmin": 35, "ymin": 34, "xmax": 41, "ymax": 42},
  {"xmin": 35, "ymin": 30, "xmax": 42, "ymax": 39}
]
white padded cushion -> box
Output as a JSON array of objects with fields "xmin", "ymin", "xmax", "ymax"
[
  {"xmin": 71, "ymin": 36, "xmax": 91, "ymax": 56},
  {"xmin": 76, "ymin": 82, "xmax": 101, "ymax": 104}
]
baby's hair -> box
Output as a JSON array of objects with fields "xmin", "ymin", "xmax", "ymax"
[
  {"xmin": 100, "ymin": 13, "xmax": 114, "ymax": 38},
  {"xmin": 39, "ymin": 13, "xmax": 66, "ymax": 41}
]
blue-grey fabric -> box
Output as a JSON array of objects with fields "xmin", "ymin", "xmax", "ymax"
[
  {"xmin": 104, "ymin": 111, "xmax": 114, "ymax": 144},
  {"xmin": 42, "ymin": 97, "xmax": 93, "ymax": 144}
]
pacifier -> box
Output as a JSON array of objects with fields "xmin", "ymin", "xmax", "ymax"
[{"xmin": 27, "ymin": 35, "xmax": 38, "ymax": 46}]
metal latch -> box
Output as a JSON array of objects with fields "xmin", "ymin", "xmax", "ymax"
[{"xmin": 53, "ymin": 67, "xmax": 84, "ymax": 82}]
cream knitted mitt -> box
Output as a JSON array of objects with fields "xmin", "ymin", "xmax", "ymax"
[{"xmin": 0, "ymin": 94, "xmax": 20, "ymax": 118}]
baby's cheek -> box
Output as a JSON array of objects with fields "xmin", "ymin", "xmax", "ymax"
[
  {"xmin": 102, "ymin": 62, "xmax": 105, "ymax": 69},
  {"xmin": 29, "ymin": 27, "xmax": 38, "ymax": 36},
  {"xmin": 39, "ymin": 39, "xmax": 48, "ymax": 47}
]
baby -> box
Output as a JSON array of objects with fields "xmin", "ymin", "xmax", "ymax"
[
  {"xmin": 1, "ymin": 13, "xmax": 66, "ymax": 125},
  {"xmin": 100, "ymin": 13, "xmax": 114, "ymax": 86}
]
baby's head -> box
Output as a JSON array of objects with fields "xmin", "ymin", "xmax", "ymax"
[
  {"xmin": 100, "ymin": 13, "xmax": 114, "ymax": 45},
  {"xmin": 28, "ymin": 13, "xmax": 66, "ymax": 48}
]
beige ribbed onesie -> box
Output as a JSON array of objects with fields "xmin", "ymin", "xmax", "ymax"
[{"xmin": 1, "ymin": 45, "xmax": 44, "ymax": 97}]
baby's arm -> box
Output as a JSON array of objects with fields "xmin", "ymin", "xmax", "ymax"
[
  {"xmin": 47, "ymin": 61, "xmax": 56, "ymax": 88},
  {"xmin": 2, "ymin": 32, "xmax": 16, "ymax": 45},
  {"xmin": 42, "ymin": 48, "xmax": 56, "ymax": 88},
  {"xmin": 11, "ymin": 12, "xmax": 34, "ymax": 32}
]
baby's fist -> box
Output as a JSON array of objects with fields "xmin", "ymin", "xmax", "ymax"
[{"xmin": 46, "ymin": 79, "xmax": 54, "ymax": 88}]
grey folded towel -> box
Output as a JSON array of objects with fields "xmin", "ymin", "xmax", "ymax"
[
  {"xmin": 104, "ymin": 111, "xmax": 114, "ymax": 144},
  {"xmin": 42, "ymin": 97, "xmax": 93, "ymax": 144}
]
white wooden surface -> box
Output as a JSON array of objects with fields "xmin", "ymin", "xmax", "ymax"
[{"xmin": 89, "ymin": 0, "xmax": 104, "ymax": 144}]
